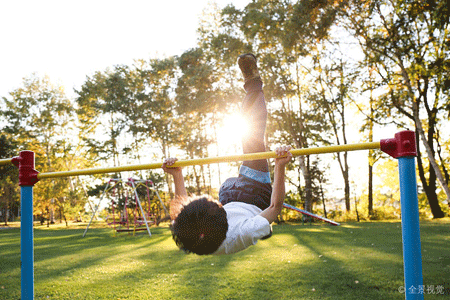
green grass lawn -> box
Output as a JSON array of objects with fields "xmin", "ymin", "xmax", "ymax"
[{"xmin": 1, "ymin": 220, "xmax": 449, "ymax": 300}]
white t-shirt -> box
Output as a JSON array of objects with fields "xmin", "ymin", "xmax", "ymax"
[{"xmin": 213, "ymin": 202, "xmax": 271, "ymax": 255}]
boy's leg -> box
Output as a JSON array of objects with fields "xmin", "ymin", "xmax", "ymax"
[
  {"xmin": 238, "ymin": 54, "xmax": 268, "ymax": 173},
  {"xmin": 218, "ymin": 54, "xmax": 270, "ymax": 210}
]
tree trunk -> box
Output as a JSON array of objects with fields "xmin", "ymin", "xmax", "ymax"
[
  {"xmin": 354, "ymin": 196, "xmax": 360, "ymax": 222},
  {"xmin": 343, "ymin": 152, "xmax": 350, "ymax": 211},
  {"xmin": 413, "ymin": 105, "xmax": 446, "ymax": 219},
  {"xmin": 193, "ymin": 166, "xmax": 201, "ymax": 195},
  {"xmin": 436, "ymin": 135, "xmax": 450, "ymax": 187},
  {"xmin": 212, "ymin": 112, "xmax": 221, "ymax": 186},
  {"xmin": 201, "ymin": 164, "xmax": 207, "ymax": 194},
  {"xmin": 368, "ymin": 98, "xmax": 374, "ymax": 217},
  {"xmin": 368, "ymin": 160, "xmax": 373, "ymax": 217},
  {"xmin": 4, "ymin": 189, "xmax": 9, "ymax": 226},
  {"xmin": 399, "ymin": 62, "xmax": 450, "ymax": 209},
  {"xmin": 303, "ymin": 156, "xmax": 313, "ymax": 221},
  {"xmin": 416, "ymin": 132, "xmax": 445, "ymax": 218},
  {"xmin": 46, "ymin": 207, "xmax": 50, "ymax": 227},
  {"xmin": 320, "ymin": 181, "xmax": 327, "ymax": 218},
  {"xmin": 293, "ymin": 60, "xmax": 312, "ymax": 218},
  {"xmin": 162, "ymin": 141, "xmax": 174, "ymax": 199}
]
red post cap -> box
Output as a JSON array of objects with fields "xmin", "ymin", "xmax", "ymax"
[
  {"xmin": 11, "ymin": 151, "xmax": 39, "ymax": 186},
  {"xmin": 380, "ymin": 130, "xmax": 417, "ymax": 158}
]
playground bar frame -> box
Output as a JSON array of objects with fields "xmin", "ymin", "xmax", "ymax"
[
  {"xmin": 282, "ymin": 203, "xmax": 340, "ymax": 226},
  {"xmin": 0, "ymin": 158, "xmax": 13, "ymax": 166},
  {"xmin": 398, "ymin": 157, "xmax": 424, "ymax": 299},
  {"xmin": 5, "ymin": 131, "xmax": 423, "ymax": 300},
  {"xmin": 36, "ymin": 142, "xmax": 381, "ymax": 179},
  {"xmin": 20, "ymin": 186, "xmax": 34, "ymax": 300}
]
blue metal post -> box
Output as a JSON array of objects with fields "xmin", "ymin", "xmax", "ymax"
[
  {"xmin": 21, "ymin": 185, "xmax": 34, "ymax": 300},
  {"xmin": 398, "ymin": 157, "xmax": 424, "ymax": 300},
  {"xmin": 12, "ymin": 151, "xmax": 39, "ymax": 300}
]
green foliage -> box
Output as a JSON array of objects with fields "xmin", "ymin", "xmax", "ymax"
[
  {"xmin": 176, "ymin": 48, "xmax": 217, "ymax": 114},
  {"xmin": 0, "ymin": 74, "xmax": 89, "ymax": 225},
  {"xmin": 0, "ymin": 135, "xmax": 19, "ymax": 224},
  {"xmin": 1, "ymin": 75, "xmax": 73, "ymax": 147},
  {"xmin": 285, "ymin": 0, "xmax": 348, "ymax": 52}
]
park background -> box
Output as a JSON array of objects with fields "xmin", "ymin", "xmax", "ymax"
[
  {"xmin": 1, "ymin": 0, "xmax": 449, "ymax": 225},
  {"xmin": 1, "ymin": 1, "xmax": 450, "ymax": 299}
]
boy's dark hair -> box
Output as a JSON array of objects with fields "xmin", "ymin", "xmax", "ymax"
[{"xmin": 171, "ymin": 196, "xmax": 228, "ymax": 255}]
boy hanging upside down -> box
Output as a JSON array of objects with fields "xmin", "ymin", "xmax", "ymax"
[{"xmin": 162, "ymin": 53, "xmax": 292, "ymax": 255}]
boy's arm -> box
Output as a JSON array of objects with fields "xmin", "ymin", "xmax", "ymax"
[
  {"xmin": 162, "ymin": 157, "xmax": 188, "ymax": 199},
  {"xmin": 171, "ymin": 171, "xmax": 188, "ymax": 200},
  {"xmin": 259, "ymin": 146, "xmax": 292, "ymax": 224},
  {"xmin": 259, "ymin": 164, "xmax": 287, "ymax": 223},
  {"xmin": 162, "ymin": 158, "xmax": 188, "ymax": 220}
]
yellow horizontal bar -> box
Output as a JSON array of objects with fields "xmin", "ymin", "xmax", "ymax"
[
  {"xmin": 291, "ymin": 141, "xmax": 381, "ymax": 156},
  {"xmin": 0, "ymin": 158, "xmax": 13, "ymax": 166},
  {"xmin": 36, "ymin": 142, "xmax": 380, "ymax": 180}
]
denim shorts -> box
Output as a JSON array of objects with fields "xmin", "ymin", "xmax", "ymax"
[{"xmin": 219, "ymin": 165, "xmax": 272, "ymax": 211}]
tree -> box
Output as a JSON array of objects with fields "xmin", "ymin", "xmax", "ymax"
[
  {"xmin": 1, "ymin": 74, "xmax": 79, "ymax": 223},
  {"xmin": 126, "ymin": 58, "xmax": 178, "ymax": 159},
  {"xmin": 314, "ymin": 58, "xmax": 356, "ymax": 211},
  {"xmin": 76, "ymin": 67, "xmax": 131, "ymax": 167},
  {"xmin": 340, "ymin": 0, "xmax": 449, "ymax": 218},
  {"xmin": 175, "ymin": 48, "xmax": 219, "ymax": 194},
  {"xmin": 0, "ymin": 135, "xmax": 19, "ymax": 225},
  {"xmin": 286, "ymin": 0, "xmax": 449, "ymax": 218},
  {"xmin": 358, "ymin": 67, "xmax": 384, "ymax": 218},
  {"xmin": 129, "ymin": 58, "xmax": 179, "ymax": 196}
]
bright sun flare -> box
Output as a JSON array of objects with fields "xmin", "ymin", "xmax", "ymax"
[{"xmin": 217, "ymin": 112, "xmax": 249, "ymax": 147}]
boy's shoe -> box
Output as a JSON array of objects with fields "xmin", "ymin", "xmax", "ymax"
[{"xmin": 238, "ymin": 53, "xmax": 261, "ymax": 82}]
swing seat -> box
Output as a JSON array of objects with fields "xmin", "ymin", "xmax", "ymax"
[
  {"xmin": 108, "ymin": 220, "xmax": 127, "ymax": 226},
  {"xmin": 116, "ymin": 228, "xmax": 148, "ymax": 232},
  {"xmin": 136, "ymin": 220, "xmax": 155, "ymax": 225}
]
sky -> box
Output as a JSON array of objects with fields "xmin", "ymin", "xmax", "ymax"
[{"xmin": 0, "ymin": 0, "xmax": 246, "ymax": 99}]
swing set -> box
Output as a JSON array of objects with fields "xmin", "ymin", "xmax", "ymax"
[{"xmin": 83, "ymin": 178, "xmax": 168, "ymax": 237}]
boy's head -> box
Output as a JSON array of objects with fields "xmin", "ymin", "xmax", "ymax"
[{"xmin": 170, "ymin": 196, "xmax": 228, "ymax": 255}]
